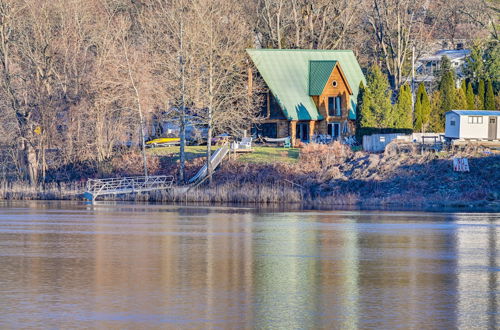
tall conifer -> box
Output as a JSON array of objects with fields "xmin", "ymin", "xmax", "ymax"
[
  {"xmin": 438, "ymin": 56, "xmax": 456, "ymax": 112},
  {"xmin": 430, "ymin": 91, "xmax": 444, "ymax": 132},
  {"xmin": 360, "ymin": 65, "xmax": 393, "ymax": 129},
  {"xmin": 485, "ymin": 80, "xmax": 495, "ymax": 109},
  {"xmin": 356, "ymin": 81, "xmax": 365, "ymax": 136},
  {"xmin": 436, "ymin": 56, "xmax": 456, "ymax": 130},
  {"xmin": 414, "ymin": 85, "xmax": 423, "ymax": 131},
  {"xmin": 455, "ymin": 86, "xmax": 467, "ymax": 109},
  {"xmin": 477, "ymin": 79, "xmax": 485, "ymax": 109},
  {"xmin": 466, "ymin": 82, "xmax": 475, "ymax": 109},
  {"xmin": 420, "ymin": 84, "xmax": 431, "ymax": 132},
  {"xmin": 394, "ymin": 83, "xmax": 413, "ymax": 129}
]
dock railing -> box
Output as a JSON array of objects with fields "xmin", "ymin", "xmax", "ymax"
[{"xmin": 85, "ymin": 175, "xmax": 174, "ymax": 201}]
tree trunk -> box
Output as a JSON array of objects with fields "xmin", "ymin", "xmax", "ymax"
[
  {"xmin": 206, "ymin": 121, "xmax": 213, "ymax": 185},
  {"xmin": 25, "ymin": 141, "xmax": 38, "ymax": 186}
]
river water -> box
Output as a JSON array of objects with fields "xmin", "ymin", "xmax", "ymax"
[{"xmin": 0, "ymin": 202, "xmax": 498, "ymax": 329}]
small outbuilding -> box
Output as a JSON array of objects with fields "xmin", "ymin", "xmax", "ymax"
[{"xmin": 445, "ymin": 110, "xmax": 500, "ymax": 140}]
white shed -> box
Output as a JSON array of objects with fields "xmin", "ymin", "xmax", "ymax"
[{"xmin": 445, "ymin": 110, "xmax": 500, "ymax": 140}]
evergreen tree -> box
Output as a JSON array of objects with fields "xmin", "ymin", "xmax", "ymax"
[
  {"xmin": 436, "ymin": 56, "xmax": 456, "ymax": 128},
  {"xmin": 394, "ymin": 83, "xmax": 413, "ymax": 129},
  {"xmin": 429, "ymin": 91, "xmax": 444, "ymax": 132},
  {"xmin": 420, "ymin": 84, "xmax": 431, "ymax": 132},
  {"xmin": 455, "ymin": 86, "xmax": 467, "ymax": 109},
  {"xmin": 414, "ymin": 86, "xmax": 423, "ymax": 131},
  {"xmin": 464, "ymin": 41, "xmax": 500, "ymax": 88},
  {"xmin": 466, "ymin": 81, "xmax": 475, "ymax": 109},
  {"xmin": 438, "ymin": 56, "xmax": 456, "ymax": 110},
  {"xmin": 356, "ymin": 81, "xmax": 365, "ymax": 136},
  {"xmin": 360, "ymin": 65, "xmax": 393, "ymax": 129},
  {"xmin": 460, "ymin": 80, "xmax": 467, "ymax": 97},
  {"xmin": 485, "ymin": 80, "xmax": 495, "ymax": 109},
  {"xmin": 477, "ymin": 79, "xmax": 485, "ymax": 109},
  {"xmin": 414, "ymin": 83, "xmax": 431, "ymax": 132}
]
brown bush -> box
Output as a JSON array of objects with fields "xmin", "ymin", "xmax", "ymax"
[
  {"xmin": 111, "ymin": 151, "xmax": 160, "ymax": 176},
  {"xmin": 299, "ymin": 142, "xmax": 352, "ymax": 171}
]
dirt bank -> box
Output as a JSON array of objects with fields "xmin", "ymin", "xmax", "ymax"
[{"xmin": 1, "ymin": 143, "xmax": 499, "ymax": 209}]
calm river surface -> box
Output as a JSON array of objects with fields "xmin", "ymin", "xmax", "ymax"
[{"xmin": 0, "ymin": 202, "xmax": 498, "ymax": 329}]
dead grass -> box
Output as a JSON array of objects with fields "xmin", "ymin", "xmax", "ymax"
[
  {"xmin": 0, "ymin": 181, "xmax": 83, "ymax": 200},
  {"xmin": 1, "ymin": 141, "xmax": 498, "ymax": 208}
]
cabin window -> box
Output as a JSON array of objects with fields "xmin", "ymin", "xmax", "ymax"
[
  {"xmin": 332, "ymin": 80, "xmax": 338, "ymax": 87},
  {"xmin": 328, "ymin": 123, "xmax": 341, "ymax": 138},
  {"xmin": 328, "ymin": 96, "xmax": 342, "ymax": 117},
  {"xmin": 296, "ymin": 123, "xmax": 309, "ymax": 142},
  {"xmin": 252, "ymin": 123, "xmax": 277, "ymax": 138},
  {"xmin": 468, "ymin": 116, "xmax": 483, "ymax": 124},
  {"xmin": 450, "ymin": 120, "xmax": 456, "ymax": 126}
]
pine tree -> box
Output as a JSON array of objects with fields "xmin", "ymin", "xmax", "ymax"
[
  {"xmin": 414, "ymin": 85, "xmax": 423, "ymax": 131},
  {"xmin": 394, "ymin": 83, "xmax": 413, "ymax": 129},
  {"xmin": 360, "ymin": 65, "xmax": 393, "ymax": 129},
  {"xmin": 436, "ymin": 56, "xmax": 456, "ymax": 130},
  {"xmin": 429, "ymin": 91, "xmax": 444, "ymax": 132},
  {"xmin": 420, "ymin": 84, "xmax": 431, "ymax": 132},
  {"xmin": 460, "ymin": 80, "xmax": 467, "ymax": 97},
  {"xmin": 477, "ymin": 79, "xmax": 485, "ymax": 109},
  {"xmin": 356, "ymin": 81, "xmax": 365, "ymax": 136},
  {"xmin": 485, "ymin": 80, "xmax": 495, "ymax": 110},
  {"xmin": 438, "ymin": 56, "xmax": 456, "ymax": 112},
  {"xmin": 466, "ymin": 81, "xmax": 475, "ymax": 109},
  {"xmin": 455, "ymin": 86, "xmax": 467, "ymax": 109}
]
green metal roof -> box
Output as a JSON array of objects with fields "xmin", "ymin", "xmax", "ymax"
[
  {"xmin": 247, "ymin": 49, "xmax": 366, "ymax": 121},
  {"xmin": 309, "ymin": 60, "xmax": 337, "ymax": 95}
]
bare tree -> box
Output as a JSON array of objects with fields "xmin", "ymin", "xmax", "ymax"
[
  {"xmin": 190, "ymin": 0, "xmax": 260, "ymax": 182},
  {"xmin": 364, "ymin": 0, "xmax": 436, "ymax": 88},
  {"xmin": 247, "ymin": 0, "xmax": 361, "ymax": 49},
  {"xmin": 141, "ymin": 0, "xmax": 198, "ymax": 183}
]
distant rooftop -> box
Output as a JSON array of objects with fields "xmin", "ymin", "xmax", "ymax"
[
  {"xmin": 419, "ymin": 49, "xmax": 471, "ymax": 62},
  {"xmin": 447, "ymin": 110, "xmax": 500, "ymax": 116}
]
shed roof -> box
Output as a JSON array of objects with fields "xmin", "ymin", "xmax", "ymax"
[
  {"xmin": 447, "ymin": 110, "xmax": 500, "ymax": 116},
  {"xmin": 247, "ymin": 49, "xmax": 365, "ymax": 121}
]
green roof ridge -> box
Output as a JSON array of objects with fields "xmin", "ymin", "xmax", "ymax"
[{"xmin": 247, "ymin": 49, "xmax": 365, "ymax": 121}]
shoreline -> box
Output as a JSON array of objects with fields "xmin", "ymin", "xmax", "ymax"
[
  {"xmin": 1, "ymin": 143, "xmax": 499, "ymax": 212},
  {"xmin": 1, "ymin": 183, "xmax": 499, "ymax": 212}
]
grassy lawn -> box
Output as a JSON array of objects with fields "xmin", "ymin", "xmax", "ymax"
[
  {"xmin": 147, "ymin": 145, "xmax": 299, "ymax": 163},
  {"xmin": 147, "ymin": 145, "xmax": 217, "ymax": 160},
  {"xmin": 236, "ymin": 147, "xmax": 299, "ymax": 164}
]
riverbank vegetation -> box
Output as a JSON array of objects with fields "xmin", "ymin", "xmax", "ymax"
[
  {"xmin": 2, "ymin": 143, "xmax": 498, "ymax": 209},
  {"xmin": 0, "ymin": 0, "xmax": 498, "ymax": 186}
]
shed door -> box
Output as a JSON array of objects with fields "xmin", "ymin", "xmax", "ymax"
[{"xmin": 488, "ymin": 117, "xmax": 497, "ymax": 140}]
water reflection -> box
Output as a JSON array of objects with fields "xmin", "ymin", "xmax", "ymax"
[{"xmin": 0, "ymin": 203, "xmax": 498, "ymax": 328}]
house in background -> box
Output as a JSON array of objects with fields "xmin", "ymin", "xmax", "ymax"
[
  {"xmin": 445, "ymin": 110, "xmax": 500, "ymax": 140},
  {"xmin": 415, "ymin": 49, "xmax": 471, "ymax": 87},
  {"xmin": 247, "ymin": 49, "xmax": 365, "ymax": 146}
]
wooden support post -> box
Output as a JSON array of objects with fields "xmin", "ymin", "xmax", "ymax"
[
  {"xmin": 309, "ymin": 120, "xmax": 315, "ymax": 142},
  {"xmin": 290, "ymin": 120, "xmax": 297, "ymax": 147}
]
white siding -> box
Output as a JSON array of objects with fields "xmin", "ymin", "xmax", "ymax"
[
  {"xmin": 459, "ymin": 115, "xmax": 490, "ymax": 139},
  {"xmin": 445, "ymin": 113, "xmax": 460, "ymax": 138}
]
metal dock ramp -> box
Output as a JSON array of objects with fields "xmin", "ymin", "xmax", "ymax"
[{"xmin": 83, "ymin": 175, "xmax": 174, "ymax": 201}]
